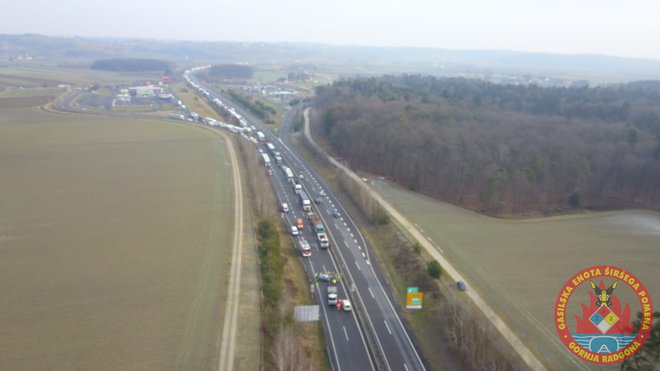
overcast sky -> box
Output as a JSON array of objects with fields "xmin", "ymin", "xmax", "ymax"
[{"xmin": 3, "ymin": 0, "xmax": 660, "ymax": 60}]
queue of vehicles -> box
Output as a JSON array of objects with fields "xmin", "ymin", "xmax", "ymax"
[
  {"xmin": 187, "ymin": 69, "xmax": 427, "ymax": 371},
  {"xmin": 185, "ymin": 68, "xmax": 335, "ymax": 260},
  {"xmin": 184, "ymin": 72, "xmax": 374, "ymax": 370},
  {"xmin": 261, "ymin": 138, "xmax": 340, "ymax": 278},
  {"xmin": 182, "ymin": 67, "xmax": 266, "ymax": 143},
  {"xmin": 184, "ymin": 68, "xmax": 337, "ymax": 251}
]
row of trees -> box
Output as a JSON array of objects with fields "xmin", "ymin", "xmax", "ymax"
[
  {"xmin": 256, "ymin": 220, "xmax": 284, "ymax": 345},
  {"xmin": 312, "ymin": 76, "xmax": 660, "ymax": 215},
  {"xmin": 226, "ymin": 89, "xmax": 275, "ymax": 124}
]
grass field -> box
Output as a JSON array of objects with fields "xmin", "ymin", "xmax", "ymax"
[
  {"xmin": 0, "ymin": 64, "xmax": 162, "ymax": 86},
  {"xmin": 174, "ymin": 84, "xmax": 222, "ymax": 121},
  {"xmin": 369, "ymin": 178, "xmax": 660, "ymax": 370},
  {"xmin": 0, "ymin": 105, "xmax": 236, "ymax": 369}
]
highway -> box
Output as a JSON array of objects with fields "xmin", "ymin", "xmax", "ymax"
[{"xmin": 188, "ymin": 72, "xmax": 426, "ymax": 371}]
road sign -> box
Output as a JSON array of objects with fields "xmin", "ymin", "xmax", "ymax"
[
  {"xmin": 294, "ymin": 305, "xmax": 320, "ymax": 322},
  {"xmin": 406, "ymin": 292, "xmax": 423, "ymax": 309},
  {"xmin": 407, "ymin": 287, "xmax": 418, "ymax": 294}
]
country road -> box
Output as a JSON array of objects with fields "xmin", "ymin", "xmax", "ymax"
[{"xmin": 216, "ymin": 131, "xmax": 244, "ymax": 371}]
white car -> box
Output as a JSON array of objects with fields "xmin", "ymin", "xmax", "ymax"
[
  {"xmin": 342, "ymin": 299, "xmax": 352, "ymax": 311},
  {"xmin": 281, "ymin": 203, "xmax": 289, "ymax": 213},
  {"xmin": 291, "ymin": 225, "xmax": 299, "ymax": 236}
]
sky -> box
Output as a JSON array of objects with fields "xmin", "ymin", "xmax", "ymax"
[{"xmin": 3, "ymin": 0, "xmax": 660, "ymax": 60}]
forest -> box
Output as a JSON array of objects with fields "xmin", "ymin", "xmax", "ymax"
[
  {"xmin": 312, "ymin": 76, "xmax": 660, "ymax": 215},
  {"xmin": 90, "ymin": 58, "xmax": 170, "ymax": 72}
]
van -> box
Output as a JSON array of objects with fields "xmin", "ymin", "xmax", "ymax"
[
  {"xmin": 281, "ymin": 203, "xmax": 289, "ymax": 213},
  {"xmin": 291, "ymin": 225, "xmax": 299, "ymax": 236}
]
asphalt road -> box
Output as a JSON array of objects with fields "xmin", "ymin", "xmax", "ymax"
[
  {"xmin": 277, "ymin": 110, "xmax": 426, "ymax": 371},
  {"xmin": 189, "ymin": 74, "xmax": 426, "ymax": 371}
]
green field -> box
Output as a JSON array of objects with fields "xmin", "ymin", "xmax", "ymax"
[
  {"xmin": 0, "ymin": 106, "xmax": 235, "ymax": 369},
  {"xmin": 370, "ymin": 178, "xmax": 660, "ymax": 371}
]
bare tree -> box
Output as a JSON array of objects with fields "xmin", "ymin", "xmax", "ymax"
[
  {"xmin": 443, "ymin": 289, "xmax": 524, "ymax": 371},
  {"xmin": 270, "ymin": 292, "xmax": 313, "ymax": 371}
]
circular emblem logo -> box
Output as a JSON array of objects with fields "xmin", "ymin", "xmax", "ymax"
[{"xmin": 555, "ymin": 265, "xmax": 653, "ymax": 364}]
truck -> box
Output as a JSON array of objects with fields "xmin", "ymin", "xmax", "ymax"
[
  {"xmin": 298, "ymin": 191, "xmax": 311, "ymax": 212},
  {"xmin": 284, "ymin": 167, "xmax": 294, "ymax": 182},
  {"xmin": 261, "ymin": 153, "xmax": 271, "ymax": 168},
  {"xmin": 292, "ymin": 179, "xmax": 302, "ymax": 194},
  {"xmin": 296, "ymin": 218, "xmax": 304, "ymax": 230},
  {"xmin": 256, "ymin": 131, "xmax": 266, "ymax": 142},
  {"xmin": 317, "ymin": 232, "xmax": 329, "ymax": 249},
  {"xmin": 327, "ymin": 286, "xmax": 338, "ymax": 306},
  {"xmin": 299, "ymin": 239, "xmax": 311, "ymax": 257}
]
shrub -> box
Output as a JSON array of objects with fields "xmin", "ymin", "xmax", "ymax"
[{"xmin": 427, "ymin": 260, "xmax": 442, "ymax": 279}]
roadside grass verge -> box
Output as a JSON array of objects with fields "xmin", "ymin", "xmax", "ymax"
[{"xmin": 174, "ymin": 84, "xmax": 222, "ymax": 121}]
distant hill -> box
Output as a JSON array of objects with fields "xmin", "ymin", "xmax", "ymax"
[
  {"xmin": 91, "ymin": 58, "xmax": 171, "ymax": 72},
  {"xmin": 2, "ymin": 33, "xmax": 660, "ymax": 81}
]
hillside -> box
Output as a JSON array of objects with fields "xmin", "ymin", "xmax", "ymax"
[
  {"xmin": 4, "ymin": 34, "xmax": 660, "ymax": 81},
  {"xmin": 311, "ymin": 76, "xmax": 660, "ymax": 216}
]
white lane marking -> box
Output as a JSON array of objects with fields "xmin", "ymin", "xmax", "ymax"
[
  {"xmin": 355, "ymin": 260, "xmax": 361, "ymax": 271},
  {"xmin": 403, "ymin": 363, "xmax": 409, "ymax": 371},
  {"xmin": 343, "ymin": 222, "xmax": 348, "ymax": 227},
  {"xmin": 350, "ymin": 233, "xmax": 354, "ymax": 238},
  {"xmin": 368, "ymin": 287, "xmax": 375, "ymax": 299},
  {"xmin": 354, "ymin": 239, "xmax": 358, "ymax": 244},
  {"xmin": 343, "ymin": 241, "xmax": 349, "ymax": 248},
  {"xmin": 362, "ymin": 253, "xmax": 366, "ymax": 258},
  {"xmin": 343, "ymin": 326, "xmax": 349, "ymax": 341},
  {"xmin": 366, "ymin": 260, "xmax": 370, "ymax": 265},
  {"xmin": 384, "ymin": 320, "xmax": 392, "ymax": 335},
  {"xmin": 357, "ymin": 245, "xmax": 361, "ymax": 250},
  {"xmin": 322, "ymin": 265, "xmax": 327, "ymax": 272}
]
